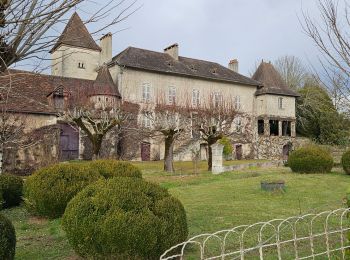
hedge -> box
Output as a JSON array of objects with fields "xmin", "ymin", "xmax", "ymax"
[
  {"xmin": 341, "ymin": 151, "xmax": 350, "ymax": 174},
  {"xmin": 87, "ymin": 160, "xmax": 142, "ymax": 179},
  {"xmin": 0, "ymin": 174, "xmax": 23, "ymax": 209},
  {"xmin": 0, "ymin": 214, "xmax": 16, "ymax": 260},
  {"xmin": 288, "ymin": 146, "xmax": 333, "ymax": 173},
  {"xmin": 24, "ymin": 163, "xmax": 101, "ymax": 218},
  {"xmin": 62, "ymin": 177, "xmax": 188, "ymax": 259}
]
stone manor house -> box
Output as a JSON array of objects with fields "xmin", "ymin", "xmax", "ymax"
[{"xmin": 2, "ymin": 13, "xmax": 299, "ymax": 173}]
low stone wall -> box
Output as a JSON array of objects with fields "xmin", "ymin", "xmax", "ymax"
[
  {"xmin": 211, "ymin": 143, "xmax": 284, "ymax": 174},
  {"xmin": 212, "ymin": 160, "xmax": 284, "ymax": 174}
]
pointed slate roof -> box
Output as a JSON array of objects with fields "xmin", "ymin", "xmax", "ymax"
[
  {"xmin": 112, "ymin": 47, "xmax": 261, "ymax": 86},
  {"xmin": 252, "ymin": 61, "xmax": 300, "ymax": 97},
  {"xmin": 50, "ymin": 12, "xmax": 101, "ymax": 53},
  {"xmin": 90, "ymin": 66, "xmax": 121, "ymax": 98}
]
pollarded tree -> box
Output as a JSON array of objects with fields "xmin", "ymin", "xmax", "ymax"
[
  {"xmin": 63, "ymin": 85, "xmax": 135, "ymax": 160},
  {"xmin": 141, "ymin": 99, "xmax": 191, "ymax": 173},
  {"xmin": 192, "ymin": 97, "xmax": 248, "ymax": 171}
]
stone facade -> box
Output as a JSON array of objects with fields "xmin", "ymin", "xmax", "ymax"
[{"xmin": 5, "ymin": 12, "xmax": 301, "ymax": 173}]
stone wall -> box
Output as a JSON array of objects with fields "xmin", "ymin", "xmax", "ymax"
[{"xmin": 4, "ymin": 125, "xmax": 60, "ymax": 175}]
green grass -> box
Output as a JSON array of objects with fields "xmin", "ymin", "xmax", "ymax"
[{"xmin": 1, "ymin": 161, "xmax": 349, "ymax": 259}]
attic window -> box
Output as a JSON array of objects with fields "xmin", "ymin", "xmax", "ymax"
[
  {"xmin": 189, "ymin": 65, "xmax": 197, "ymax": 71},
  {"xmin": 211, "ymin": 68, "xmax": 218, "ymax": 74},
  {"xmin": 167, "ymin": 61, "xmax": 173, "ymax": 67},
  {"xmin": 78, "ymin": 62, "xmax": 85, "ymax": 69}
]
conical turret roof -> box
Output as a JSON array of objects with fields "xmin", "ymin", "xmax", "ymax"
[
  {"xmin": 252, "ymin": 61, "xmax": 299, "ymax": 97},
  {"xmin": 50, "ymin": 12, "xmax": 101, "ymax": 53},
  {"xmin": 90, "ymin": 66, "xmax": 121, "ymax": 98}
]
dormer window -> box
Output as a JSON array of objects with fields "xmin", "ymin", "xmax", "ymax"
[
  {"xmin": 52, "ymin": 85, "xmax": 65, "ymax": 110},
  {"xmin": 211, "ymin": 68, "xmax": 218, "ymax": 74},
  {"xmin": 78, "ymin": 62, "xmax": 85, "ymax": 69}
]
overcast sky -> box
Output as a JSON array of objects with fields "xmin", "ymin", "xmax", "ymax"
[
  {"xmin": 19, "ymin": 0, "xmax": 324, "ymax": 76},
  {"xmin": 82, "ymin": 0, "xmax": 321, "ymax": 76}
]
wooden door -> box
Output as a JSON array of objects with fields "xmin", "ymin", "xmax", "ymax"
[
  {"xmin": 59, "ymin": 124, "xmax": 79, "ymax": 161},
  {"xmin": 236, "ymin": 145, "xmax": 243, "ymax": 160},
  {"xmin": 141, "ymin": 142, "xmax": 151, "ymax": 161}
]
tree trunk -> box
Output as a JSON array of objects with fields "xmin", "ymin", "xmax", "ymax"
[
  {"xmin": 208, "ymin": 145, "xmax": 212, "ymax": 171},
  {"xmin": 0, "ymin": 143, "xmax": 3, "ymax": 174},
  {"xmin": 164, "ymin": 134, "xmax": 175, "ymax": 173},
  {"xmin": 92, "ymin": 135, "xmax": 103, "ymax": 160}
]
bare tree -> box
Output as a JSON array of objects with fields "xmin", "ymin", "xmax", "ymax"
[
  {"xmin": 192, "ymin": 97, "xmax": 241, "ymax": 171},
  {"xmin": 302, "ymin": 0, "xmax": 350, "ymax": 105},
  {"xmin": 274, "ymin": 55, "xmax": 307, "ymax": 90},
  {"xmin": 64, "ymin": 88, "xmax": 134, "ymax": 160},
  {"xmin": 141, "ymin": 98, "xmax": 191, "ymax": 173},
  {"xmin": 0, "ymin": 0, "xmax": 139, "ymax": 71}
]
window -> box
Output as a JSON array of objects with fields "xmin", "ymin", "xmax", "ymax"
[
  {"xmin": 278, "ymin": 97, "xmax": 283, "ymax": 109},
  {"xmin": 282, "ymin": 121, "xmax": 291, "ymax": 136},
  {"xmin": 78, "ymin": 62, "xmax": 85, "ymax": 69},
  {"xmin": 142, "ymin": 112, "xmax": 152, "ymax": 128},
  {"xmin": 213, "ymin": 92, "xmax": 222, "ymax": 108},
  {"xmin": 142, "ymin": 83, "xmax": 151, "ymax": 102},
  {"xmin": 269, "ymin": 120, "xmax": 279, "ymax": 136},
  {"xmin": 234, "ymin": 117, "xmax": 242, "ymax": 133},
  {"xmin": 168, "ymin": 86, "xmax": 176, "ymax": 105},
  {"xmin": 258, "ymin": 119, "xmax": 264, "ymax": 135},
  {"xmin": 192, "ymin": 89, "xmax": 200, "ymax": 107},
  {"xmin": 234, "ymin": 95, "xmax": 241, "ymax": 110}
]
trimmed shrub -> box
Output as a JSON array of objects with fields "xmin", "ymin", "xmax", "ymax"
[
  {"xmin": 288, "ymin": 146, "xmax": 333, "ymax": 173},
  {"xmin": 24, "ymin": 163, "xmax": 101, "ymax": 218},
  {"xmin": 0, "ymin": 174, "xmax": 23, "ymax": 209},
  {"xmin": 341, "ymin": 151, "xmax": 350, "ymax": 174},
  {"xmin": 87, "ymin": 160, "xmax": 142, "ymax": 179},
  {"xmin": 0, "ymin": 214, "xmax": 16, "ymax": 260},
  {"xmin": 62, "ymin": 178, "xmax": 188, "ymax": 259}
]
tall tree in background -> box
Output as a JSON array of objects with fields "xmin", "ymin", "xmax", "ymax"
[
  {"xmin": 302, "ymin": 0, "xmax": 350, "ymax": 107},
  {"xmin": 274, "ymin": 55, "xmax": 307, "ymax": 90},
  {"xmin": 297, "ymin": 77, "xmax": 349, "ymax": 145},
  {"xmin": 0, "ymin": 0, "xmax": 139, "ymax": 71}
]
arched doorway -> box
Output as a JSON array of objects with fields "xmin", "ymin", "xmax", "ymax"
[{"xmin": 282, "ymin": 143, "xmax": 292, "ymax": 161}]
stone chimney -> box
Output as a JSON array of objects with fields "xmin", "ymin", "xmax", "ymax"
[
  {"xmin": 228, "ymin": 59, "xmax": 239, "ymax": 73},
  {"xmin": 100, "ymin": 33, "xmax": 112, "ymax": 64},
  {"xmin": 164, "ymin": 43, "xmax": 179, "ymax": 60}
]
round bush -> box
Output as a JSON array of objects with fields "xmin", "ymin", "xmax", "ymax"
[
  {"xmin": 341, "ymin": 151, "xmax": 350, "ymax": 174},
  {"xmin": 87, "ymin": 160, "xmax": 142, "ymax": 179},
  {"xmin": 0, "ymin": 174, "xmax": 23, "ymax": 209},
  {"xmin": 24, "ymin": 163, "xmax": 101, "ymax": 218},
  {"xmin": 62, "ymin": 178, "xmax": 188, "ymax": 259},
  {"xmin": 0, "ymin": 214, "xmax": 16, "ymax": 260},
  {"xmin": 288, "ymin": 146, "xmax": 333, "ymax": 173}
]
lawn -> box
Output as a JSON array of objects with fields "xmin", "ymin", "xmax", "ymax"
[{"xmin": 2, "ymin": 161, "xmax": 349, "ymax": 259}]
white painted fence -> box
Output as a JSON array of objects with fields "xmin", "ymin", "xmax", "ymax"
[{"xmin": 160, "ymin": 208, "xmax": 350, "ymax": 260}]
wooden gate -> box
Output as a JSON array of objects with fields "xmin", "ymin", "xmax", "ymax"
[
  {"xmin": 59, "ymin": 124, "xmax": 79, "ymax": 161},
  {"xmin": 141, "ymin": 142, "xmax": 151, "ymax": 161}
]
